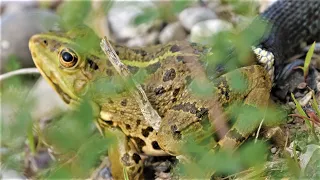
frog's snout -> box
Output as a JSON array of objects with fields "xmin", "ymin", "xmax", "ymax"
[{"xmin": 29, "ymin": 34, "xmax": 48, "ymax": 49}]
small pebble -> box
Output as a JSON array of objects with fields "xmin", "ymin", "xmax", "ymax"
[
  {"xmin": 271, "ymin": 147, "xmax": 277, "ymax": 154},
  {"xmin": 107, "ymin": 1, "xmax": 155, "ymax": 40},
  {"xmin": 126, "ymin": 31, "xmax": 159, "ymax": 47},
  {"xmin": 179, "ymin": 7, "xmax": 217, "ymax": 31},
  {"xmin": 298, "ymin": 91, "xmax": 313, "ymax": 107},
  {"xmin": 159, "ymin": 22, "xmax": 187, "ymax": 44},
  {"xmin": 297, "ymin": 82, "xmax": 307, "ymax": 89},
  {"xmin": 288, "ymin": 102, "xmax": 296, "ymax": 109},
  {"xmin": 190, "ymin": 19, "xmax": 232, "ymax": 44}
]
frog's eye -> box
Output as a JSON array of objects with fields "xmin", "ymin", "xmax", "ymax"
[{"xmin": 59, "ymin": 48, "xmax": 78, "ymax": 68}]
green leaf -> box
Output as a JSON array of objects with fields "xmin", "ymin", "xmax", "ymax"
[
  {"xmin": 311, "ymin": 91, "xmax": 320, "ymax": 117},
  {"xmin": 303, "ymin": 42, "xmax": 316, "ymax": 79},
  {"xmin": 291, "ymin": 93, "xmax": 311, "ymax": 128},
  {"xmin": 57, "ymin": 1, "xmax": 91, "ymax": 29},
  {"xmin": 239, "ymin": 140, "xmax": 267, "ymax": 167},
  {"xmin": 229, "ymin": 70, "xmax": 248, "ymax": 92},
  {"xmin": 134, "ymin": 8, "xmax": 159, "ymax": 25},
  {"xmin": 172, "ymin": 1, "xmax": 193, "ymax": 13}
]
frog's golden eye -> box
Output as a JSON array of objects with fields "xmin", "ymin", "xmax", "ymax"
[{"xmin": 59, "ymin": 48, "xmax": 78, "ymax": 68}]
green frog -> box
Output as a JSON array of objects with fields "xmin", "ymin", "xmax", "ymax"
[{"xmin": 29, "ymin": 26, "xmax": 274, "ymax": 179}]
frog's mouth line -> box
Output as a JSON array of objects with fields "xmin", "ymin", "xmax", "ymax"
[
  {"xmin": 51, "ymin": 79, "xmax": 72, "ymax": 104},
  {"xmin": 43, "ymin": 73, "xmax": 72, "ymax": 104}
]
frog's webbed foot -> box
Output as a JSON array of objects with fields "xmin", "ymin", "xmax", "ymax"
[{"xmin": 103, "ymin": 127, "xmax": 144, "ymax": 180}]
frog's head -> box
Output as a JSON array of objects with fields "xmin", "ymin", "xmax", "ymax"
[{"xmin": 29, "ymin": 27, "xmax": 110, "ymax": 106}]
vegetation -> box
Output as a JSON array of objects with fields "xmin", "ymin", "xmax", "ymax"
[{"xmin": 1, "ymin": 1, "xmax": 319, "ymax": 179}]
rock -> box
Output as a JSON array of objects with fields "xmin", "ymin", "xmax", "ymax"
[
  {"xmin": 179, "ymin": 7, "xmax": 217, "ymax": 31},
  {"xmin": 298, "ymin": 91, "xmax": 313, "ymax": 107},
  {"xmin": 271, "ymin": 147, "xmax": 277, "ymax": 154},
  {"xmin": 107, "ymin": 1, "xmax": 156, "ymax": 41},
  {"xmin": 0, "ymin": 9, "xmax": 60, "ymax": 73},
  {"xmin": 288, "ymin": 102, "xmax": 296, "ymax": 109},
  {"xmin": 28, "ymin": 77, "xmax": 67, "ymax": 122},
  {"xmin": 1, "ymin": 1, "xmax": 38, "ymax": 16},
  {"xmin": 190, "ymin": 19, "xmax": 232, "ymax": 44},
  {"xmin": 0, "ymin": 169, "xmax": 26, "ymax": 179},
  {"xmin": 159, "ymin": 22, "xmax": 187, "ymax": 44},
  {"xmin": 126, "ymin": 31, "xmax": 159, "ymax": 47}
]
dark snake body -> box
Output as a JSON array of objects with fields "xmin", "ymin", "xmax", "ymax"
[{"xmin": 258, "ymin": 0, "xmax": 320, "ymax": 79}]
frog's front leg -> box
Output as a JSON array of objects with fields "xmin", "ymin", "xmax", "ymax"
[{"xmin": 101, "ymin": 124, "xmax": 144, "ymax": 180}]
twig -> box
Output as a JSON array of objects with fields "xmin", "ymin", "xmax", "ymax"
[
  {"xmin": 0, "ymin": 68, "xmax": 40, "ymax": 82},
  {"xmin": 100, "ymin": 37, "xmax": 161, "ymax": 131}
]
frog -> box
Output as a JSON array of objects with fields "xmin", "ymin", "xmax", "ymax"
[{"xmin": 29, "ymin": 26, "xmax": 274, "ymax": 179}]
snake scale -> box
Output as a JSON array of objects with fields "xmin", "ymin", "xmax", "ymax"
[
  {"xmin": 259, "ymin": 0, "xmax": 320, "ymax": 79},
  {"xmin": 220, "ymin": 0, "xmax": 319, "ymax": 85}
]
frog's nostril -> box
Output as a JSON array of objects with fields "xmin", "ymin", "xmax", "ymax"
[{"xmin": 43, "ymin": 40, "xmax": 48, "ymax": 46}]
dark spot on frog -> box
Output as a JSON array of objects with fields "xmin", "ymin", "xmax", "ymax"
[
  {"xmin": 154, "ymin": 86, "xmax": 166, "ymax": 95},
  {"xmin": 142, "ymin": 127, "xmax": 154, "ymax": 137},
  {"xmin": 120, "ymin": 111, "xmax": 125, "ymax": 115},
  {"xmin": 121, "ymin": 153, "xmax": 131, "ymax": 166},
  {"xmin": 170, "ymin": 44, "xmax": 180, "ymax": 53},
  {"xmin": 228, "ymin": 129, "xmax": 246, "ymax": 142},
  {"xmin": 106, "ymin": 69, "xmax": 113, "ymax": 76},
  {"xmin": 137, "ymin": 119, "xmax": 141, "ymax": 126},
  {"xmin": 171, "ymin": 125, "xmax": 177, "ymax": 132},
  {"xmin": 133, "ymin": 137, "xmax": 146, "ymax": 147},
  {"xmin": 133, "ymin": 49, "xmax": 147, "ymax": 56},
  {"xmin": 87, "ymin": 58, "xmax": 99, "ymax": 70},
  {"xmin": 108, "ymin": 98, "xmax": 114, "ymax": 104},
  {"xmin": 215, "ymin": 77, "xmax": 230, "ymax": 102},
  {"xmin": 138, "ymin": 167, "xmax": 142, "ymax": 173},
  {"xmin": 212, "ymin": 133, "xmax": 220, "ymax": 142},
  {"xmin": 172, "ymin": 102, "xmax": 197, "ymax": 114},
  {"xmin": 171, "ymin": 125, "xmax": 182, "ymax": 140},
  {"xmin": 146, "ymin": 62, "xmax": 161, "ymax": 74},
  {"xmin": 163, "ymin": 68, "xmax": 176, "ymax": 82},
  {"xmin": 176, "ymin": 56, "xmax": 184, "ymax": 63},
  {"xmin": 171, "ymin": 97, "xmax": 177, "ymax": 103},
  {"xmin": 152, "ymin": 141, "xmax": 161, "ymax": 150},
  {"xmin": 132, "ymin": 153, "xmax": 141, "ymax": 164},
  {"xmin": 115, "ymin": 50, "xmax": 119, "ymax": 55},
  {"xmin": 43, "ymin": 40, "xmax": 48, "ymax": 46},
  {"xmin": 185, "ymin": 76, "xmax": 192, "ymax": 85},
  {"xmin": 126, "ymin": 124, "xmax": 131, "ymax": 130},
  {"xmin": 172, "ymin": 88, "xmax": 180, "ymax": 97},
  {"xmin": 128, "ymin": 65, "xmax": 139, "ymax": 74},
  {"xmin": 196, "ymin": 108, "xmax": 208, "ymax": 118},
  {"xmin": 121, "ymin": 99, "xmax": 127, "ymax": 106}
]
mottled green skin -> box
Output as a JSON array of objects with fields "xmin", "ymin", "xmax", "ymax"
[{"xmin": 29, "ymin": 27, "xmax": 272, "ymax": 179}]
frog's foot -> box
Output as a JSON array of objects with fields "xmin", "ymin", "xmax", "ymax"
[
  {"xmin": 105, "ymin": 128, "xmax": 144, "ymax": 180},
  {"xmin": 252, "ymin": 46, "xmax": 275, "ymax": 81}
]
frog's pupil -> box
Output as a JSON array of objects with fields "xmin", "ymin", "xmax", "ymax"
[{"xmin": 62, "ymin": 51, "xmax": 73, "ymax": 62}]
